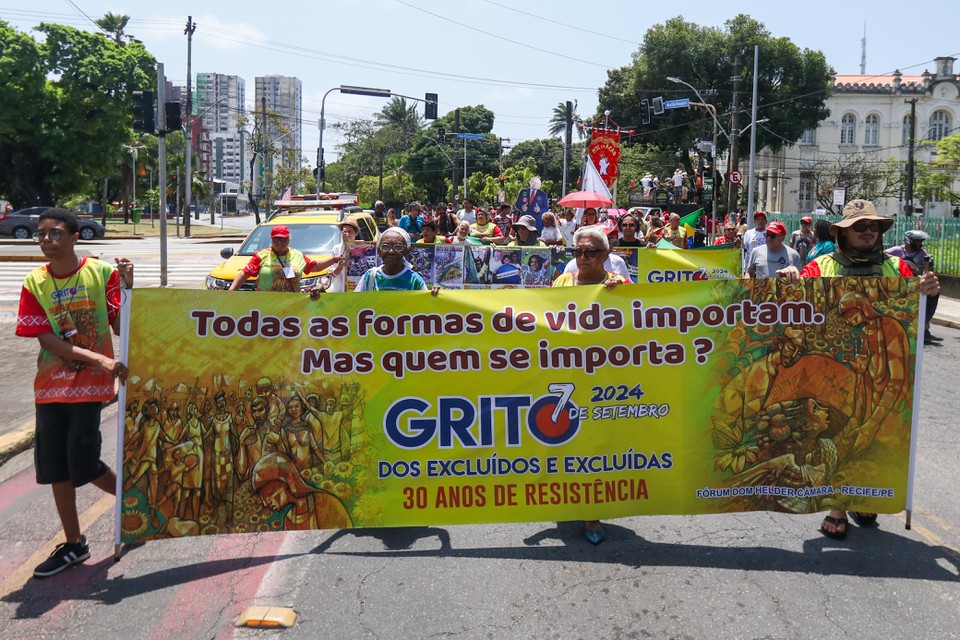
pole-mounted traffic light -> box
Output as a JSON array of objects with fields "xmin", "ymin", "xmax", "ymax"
[
  {"xmin": 132, "ymin": 90, "xmax": 155, "ymax": 134},
  {"xmin": 165, "ymin": 102, "xmax": 183, "ymax": 131},
  {"xmin": 437, "ymin": 127, "xmax": 446, "ymax": 143},
  {"xmin": 424, "ymin": 93, "xmax": 438, "ymax": 120},
  {"xmin": 640, "ymin": 99, "xmax": 651, "ymax": 126}
]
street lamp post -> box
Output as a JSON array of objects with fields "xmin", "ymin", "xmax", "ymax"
[
  {"xmin": 319, "ymin": 85, "xmax": 392, "ymax": 191},
  {"xmin": 667, "ymin": 77, "xmax": 729, "ymax": 233}
]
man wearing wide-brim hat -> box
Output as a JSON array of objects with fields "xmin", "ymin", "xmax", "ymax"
[{"xmin": 776, "ymin": 199, "xmax": 940, "ymax": 542}]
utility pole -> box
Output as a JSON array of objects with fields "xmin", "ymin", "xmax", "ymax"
[
  {"xmin": 183, "ymin": 16, "xmax": 196, "ymax": 237},
  {"xmin": 727, "ymin": 56, "xmax": 743, "ymax": 219},
  {"xmin": 452, "ymin": 109, "xmax": 460, "ymax": 201},
  {"xmin": 905, "ymin": 98, "xmax": 917, "ymax": 216},
  {"xmin": 563, "ymin": 101, "xmax": 572, "ymax": 195},
  {"xmin": 157, "ymin": 63, "xmax": 168, "ymax": 287}
]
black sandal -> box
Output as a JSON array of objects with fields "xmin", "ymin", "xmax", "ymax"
[
  {"xmin": 820, "ymin": 515, "xmax": 848, "ymax": 540},
  {"xmin": 849, "ymin": 512, "xmax": 878, "ymax": 527}
]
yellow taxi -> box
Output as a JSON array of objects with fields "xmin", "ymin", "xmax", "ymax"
[{"xmin": 203, "ymin": 211, "xmax": 378, "ymax": 291}]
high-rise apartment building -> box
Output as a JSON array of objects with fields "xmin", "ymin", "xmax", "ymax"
[
  {"xmin": 195, "ymin": 73, "xmax": 246, "ymax": 186},
  {"xmin": 254, "ymin": 75, "xmax": 302, "ymax": 179}
]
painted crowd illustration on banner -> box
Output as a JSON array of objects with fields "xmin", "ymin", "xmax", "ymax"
[{"xmin": 119, "ymin": 276, "xmax": 920, "ymax": 544}]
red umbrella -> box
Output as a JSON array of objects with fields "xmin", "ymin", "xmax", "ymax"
[{"xmin": 556, "ymin": 191, "xmax": 613, "ymax": 209}]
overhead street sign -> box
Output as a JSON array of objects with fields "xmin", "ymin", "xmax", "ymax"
[
  {"xmin": 663, "ymin": 98, "xmax": 690, "ymax": 110},
  {"xmin": 728, "ymin": 170, "xmax": 743, "ymax": 185},
  {"xmin": 456, "ymin": 133, "xmax": 486, "ymax": 140}
]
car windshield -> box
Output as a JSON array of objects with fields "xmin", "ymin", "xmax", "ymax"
[{"xmin": 237, "ymin": 223, "xmax": 340, "ymax": 256}]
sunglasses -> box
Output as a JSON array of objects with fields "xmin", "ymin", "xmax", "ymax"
[
  {"xmin": 34, "ymin": 229, "xmax": 63, "ymax": 242},
  {"xmin": 573, "ymin": 249, "xmax": 604, "ymax": 259},
  {"xmin": 851, "ymin": 222, "xmax": 880, "ymax": 233}
]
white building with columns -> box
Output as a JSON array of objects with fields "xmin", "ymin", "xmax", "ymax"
[{"xmin": 754, "ymin": 56, "xmax": 959, "ymax": 217}]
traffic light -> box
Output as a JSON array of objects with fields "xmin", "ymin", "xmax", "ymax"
[
  {"xmin": 165, "ymin": 102, "xmax": 183, "ymax": 131},
  {"xmin": 132, "ymin": 90, "xmax": 155, "ymax": 133},
  {"xmin": 640, "ymin": 99, "xmax": 651, "ymax": 125},
  {"xmin": 437, "ymin": 127, "xmax": 446, "ymax": 143},
  {"xmin": 424, "ymin": 93, "xmax": 438, "ymax": 120}
]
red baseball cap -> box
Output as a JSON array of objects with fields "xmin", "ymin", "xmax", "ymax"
[
  {"xmin": 753, "ymin": 211, "xmax": 767, "ymax": 219},
  {"xmin": 270, "ymin": 225, "xmax": 291, "ymax": 239},
  {"xmin": 765, "ymin": 221, "xmax": 787, "ymax": 236},
  {"xmin": 800, "ymin": 216, "xmax": 812, "ymax": 223}
]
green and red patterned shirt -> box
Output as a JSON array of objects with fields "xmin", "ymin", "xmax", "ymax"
[{"xmin": 16, "ymin": 257, "xmax": 121, "ymax": 403}]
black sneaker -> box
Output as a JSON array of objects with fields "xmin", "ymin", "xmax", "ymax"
[{"xmin": 33, "ymin": 535, "xmax": 90, "ymax": 578}]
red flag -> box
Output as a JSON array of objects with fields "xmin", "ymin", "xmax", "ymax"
[{"xmin": 587, "ymin": 130, "xmax": 621, "ymax": 189}]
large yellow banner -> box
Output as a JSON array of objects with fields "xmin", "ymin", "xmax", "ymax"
[{"xmin": 119, "ymin": 277, "xmax": 920, "ymax": 542}]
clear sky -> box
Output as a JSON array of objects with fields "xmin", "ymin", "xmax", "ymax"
[{"xmin": 6, "ymin": 0, "xmax": 960, "ymax": 164}]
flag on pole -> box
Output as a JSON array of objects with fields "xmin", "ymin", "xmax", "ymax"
[
  {"xmin": 679, "ymin": 209, "xmax": 703, "ymax": 247},
  {"xmin": 576, "ymin": 159, "xmax": 614, "ymax": 224},
  {"xmin": 280, "ymin": 186, "xmax": 292, "ymax": 201}
]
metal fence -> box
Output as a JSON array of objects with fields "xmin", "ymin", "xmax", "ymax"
[{"xmin": 754, "ymin": 213, "xmax": 960, "ymax": 276}]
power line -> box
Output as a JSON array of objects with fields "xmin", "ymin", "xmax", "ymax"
[
  {"xmin": 479, "ymin": 0, "xmax": 637, "ymax": 45},
  {"xmin": 393, "ymin": 0, "xmax": 615, "ymax": 69}
]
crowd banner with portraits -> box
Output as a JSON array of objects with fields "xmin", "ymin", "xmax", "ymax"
[
  {"xmin": 117, "ymin": 276, "xmax": 922, "ymax": 544},
  {"xmin": 349, "ymin": 243, "xmax": 742, "ymax": 290}
]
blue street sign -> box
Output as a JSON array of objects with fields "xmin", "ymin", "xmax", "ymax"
[
  {"xmin": 456, "ymin": 133, "xmax": 486, "ymax": 140},
  {"xmin": 663, "ymin": 98, "xmax": 690, "ymax": 109}
]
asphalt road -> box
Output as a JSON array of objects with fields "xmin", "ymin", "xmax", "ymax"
[{"xmin": 0, "ymin": 325, "xmax": 958, "ymax": 639}]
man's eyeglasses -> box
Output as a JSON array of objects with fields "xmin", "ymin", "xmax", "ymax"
[
  {"xmin": 851, "ymin": 222, "xmax": 880, "ymax": 233},
  {"xmin": 573, "ymin": 248, "xmax": 604, "ymax": 259},
  {"xmin": 379, "ymin": 243, "xmax": 407, "ymax": 253},
  {"xmin": 33, "ymin": 230, "xmax": 63, "ymax": 242}
]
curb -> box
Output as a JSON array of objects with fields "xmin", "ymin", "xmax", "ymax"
[
  {"xmin": 0, "ymin": 422, "xmax": 34, "ymax": 468},
  {"xmin": 932, "ymin": 317, "xmax": 960, "ymax": 331}
]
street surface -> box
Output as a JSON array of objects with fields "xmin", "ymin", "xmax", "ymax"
[{"xmin": 1, "ymin": 226, "xmax": 958, "ymax": 639}]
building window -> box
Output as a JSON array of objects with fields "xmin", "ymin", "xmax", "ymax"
[
  {"xmin": 799, "ymin": 129, "xmax": 816, "ymax": 145},
  {"xmin": 929, "ymin": 110, "xmax": 952, "ymax": 141},
  {"xmin": 864, "ymin": 114, "xmax": 880, "ymax": 146},
  {"xmin": 798, "ymin": 174, "xmax": 814, "ymax": 212},
  {"xmin": 902, "ymin": 115, "xmax": 913, "ymax": 146},
  {"xmin": 840, "ymin": 114, "xmax": 856, "ymax": 145}
]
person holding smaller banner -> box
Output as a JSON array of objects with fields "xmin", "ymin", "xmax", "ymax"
[
  {"xmin": 552, "ymin": 226, "xmax": 628, "ymax": 544},
  {"xmin": 662, "ymin": 213, "xmax": 687, "ymax": 249},
  {"xmin": 229, "ymin": 225, "xmax": 338, "ymax": 293},
  {"xmin": 355, "ymin": 229, "xmax": 428, "ymax": 292},
  {"xmin": 776, "ymin": 199, "xmax": 940, "ymax": 540},
  {"xmin": 715, "ymin": 221, "xmax": 741, "ymax": 247},
  {"xmin": 16, "ymin": 208, "xmax": 134, "ymax": 578},
  {"xmin": 745, "ymin": 221, "xmax": 802, "ymax": 279},
  {"xmin": 506, "ymin": 215, "xmax": 547, "ymax": 247},
  {"xmin": 469, "ymin": 208, "xmax": 503, "ymax": 242},
  {"xmin": 613, "ymin": 213, "xmax": 645, "ymax": 248}
]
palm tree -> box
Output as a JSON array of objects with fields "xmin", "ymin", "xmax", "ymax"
[
  {"xmin": 548, "ymin": 100, "xmax": 584, "ymax": 140},
  {"xmin": 96, "ymin": 13, "xmax": 130, "ymax": 45}
]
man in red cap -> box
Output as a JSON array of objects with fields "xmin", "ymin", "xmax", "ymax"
[
  {"xmin": 790, "ymin": 216, "xmax": 815, "ymax": 263},
  {"xmin": 741, "ymin": 211, "xmax": 767, "ymax": 272},
  {"xmin": 229, "ymin": 224, "xmax": 334, "ymax": 292},
  {"xmin": 745, "ymin": 220, "xmax": 802, "ymax": 278}
]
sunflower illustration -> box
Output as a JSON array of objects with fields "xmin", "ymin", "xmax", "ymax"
[{"xmin": 713, "ymin": 417, "xmax": 759, "ymax": 474}]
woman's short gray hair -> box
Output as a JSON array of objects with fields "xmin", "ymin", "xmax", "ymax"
[{"xmin": 573, "ymin": 226, "xmax": 610, "ymax": 251}]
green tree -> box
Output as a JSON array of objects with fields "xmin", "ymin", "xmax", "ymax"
[
  {"xmin": 0, "ymin": 21, "xmax": 155, "ymax": 208},
  {"xmin": 95, "ymin": 12, "xmax": 130, "ymax": 45},
  {"xmin": 548, "ymin": 100, "xmax": 585, "ymax": 140},
  {"xmin": 406, "ymin": 105, "xmax": 497, "ymax": 203},
  {"xmin": 597, "ymin": 15, "xmax": 832, "ymax": 175},
  {"xmin": 504, "ymin": 139, "xmax": 566, "ymax": 186}
]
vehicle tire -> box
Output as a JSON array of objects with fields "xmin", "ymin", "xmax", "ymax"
[
  {"xmin": 14, "ymin": 226, "xmax": 31, "ymax": 240},
  {"xmin": 80, "ymin": 227, "xmax": 95, "ymax": 240}
]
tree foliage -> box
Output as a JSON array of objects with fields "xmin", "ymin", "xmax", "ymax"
[
  {"xmin": 804, "ymin": 154, "xmax": 904, "ymax": 214},
  {"xmin": 597, "ymin": 15, "xmax": 832, "ymax": 163},
  {"xmin": 0, "ymin": 20, "xmax": 155, "ymax": 208}
]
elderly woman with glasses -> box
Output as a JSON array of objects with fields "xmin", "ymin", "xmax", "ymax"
[
  {"xmin": 354, "ymin": 228, "xmax": 428, "ymax": 292},
  {"xmin": 551, "ymin": 225, "xmax": 627, "ymax": 544}
]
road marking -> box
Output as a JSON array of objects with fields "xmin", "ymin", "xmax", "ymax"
[
  {"xmin": 0, "ymin": 418, "xmax": 35, "ymax": 467},
  {"xmin": 0, "ymin": 494, "xmax": 114, "ymax": 598}
]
